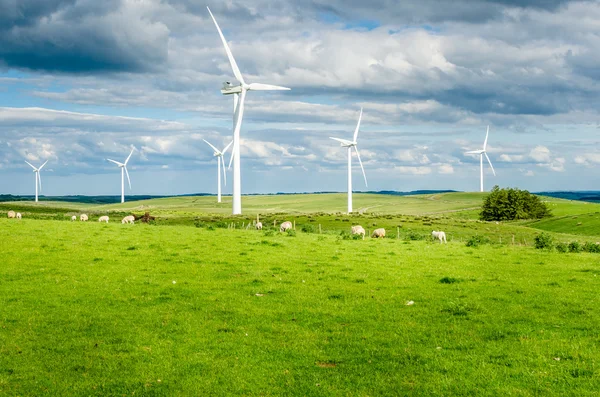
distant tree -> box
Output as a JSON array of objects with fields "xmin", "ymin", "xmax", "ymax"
[{"xmin": 480, "ymin": 186, "xmax": 552, "ymax": 221}]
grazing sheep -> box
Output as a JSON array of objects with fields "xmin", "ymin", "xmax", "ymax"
[
  {"xmin": 256, "ymin": 222, "xmax": 263, "ymax": 230},
  {"xmin": 372, "ymin": 228, "xmax": 386, "ymax": 238},
  {"xmin": 121, "ymin": 215, "xmax": 135, "ymax": 224},
  {"xmin": 7, "ymin": 211, "xmax": 15, "ymax": 219},
  {"xmin": 16, "ymin": 213, "xmax": 22, "ymax": 220},
  {"xmin": 71, "ymin": 215, "xmax": 77, "ymax": 222},
  {"xmin": 432, "ymin": 231, "xmax": 447, "ymax": 244},
  {"xmin": 98, "ymin": 215, "xmax": 109, "ymax": 223},
  {"xmin": 280, "ymin": 221, "xmax": 293, "ymax": 232},
  {"xmin": 351, "ymin": 225, "xmax": 366, "ymax": 240},
  {"xmin": 80, "ymin": 214, "xmax": 88, "ymax": 222}
]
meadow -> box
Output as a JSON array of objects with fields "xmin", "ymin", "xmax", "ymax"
[{"xmin": 1, "ymin": 193, "xmax": 599, "ymax": 395}]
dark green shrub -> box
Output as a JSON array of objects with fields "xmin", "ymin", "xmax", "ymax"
[
  {"xmin": 480, "ymin": 185, "xmax": 552, "ymax": 221},
  {"xmin": 301, "ymin": 224, "xmax": 315, "ymax": 233},
  {"xmin": 583, "ymin": 242, "xmax": 600, "ymax": 253},
  {"xmin": 534, "ymin": 233, "xmax": 554, "ymax": 250},
  {"xmin": 404, "ymin": 230, "xmax": 425, "ymax": 241},
  {"xmin": 466, "ymin": 235, "xmax": 489, "ymax": 247},
  {"xmin": 555, "ymin": 242, "xmax": 568, "ymax": 253},
  {"xmin": 286, "ymin": 229, "xmax": 297, "ymax": 237},
  {"xmin": 568, "ymin": 241, "xmax": 581, "ymax": 253}
]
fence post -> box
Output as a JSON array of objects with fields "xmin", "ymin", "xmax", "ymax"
[
  {"xmin": 397, "ymin": 227, "xmax": 400, "ymax": 239},
  {"xmin": 293, "ymin": 220, "xmax": 296, "ymax": 230}
]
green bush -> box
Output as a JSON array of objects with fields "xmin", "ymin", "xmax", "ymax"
[
  {"xmin": 301, "ymin": 224, "xmax": 315, "ymax": 233},
  {"xmin": 480, "ymin": 185, "xmax": 552, "ymax": 221},
  {"xmin": 404, "ymin": 230, "xmax": 425, "ymax": 241},
  {"xmin": 465, "ymin": 235, "xmax": 489, "ymax": 247},
  {"xmin": 582, "ymin": 242, "xmax": 600, "ymax": 253},
  {"xmin": 286, "ymin": 229, "xmax": 297, "ymax": 237},
  {"xmin": 568, "ymin": 241, "xmax": 581, "ymax": 253},
  {"xmin": 534, "ymin": 233, "xmax": 554, "ymax": 250},
  {"xmin": 555, "ymin": 242, "xmax": 568, "ymax": 253}
]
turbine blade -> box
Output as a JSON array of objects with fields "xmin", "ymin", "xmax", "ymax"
[
  {"xmin": 228, "ymin": 89, "xmax": 246, "ymax": 170},
  {"xmin": 221, "ymin": 156, "xmax": 227, "ymax": 186},
  {"xmin": 353, "ymin": 107, "xmax": 363, "ymax": 143},
  {"xmin": 223, "ymin": 140, "xmax": 233, "ymax": 154},
  {"xmin": 203, "ymin": 139, "xmax": 220, "ymax": 154},
  {"xmin": 207, "ymin": 7, "xmax": 245, "ymax": 85},
  {"xmin": 247, "ymin": 83, "xmax": 291, "ymax": 91},
  {"xmin": 465, "ymin": 150, "xmax": 482, "ymax": 155},
  {"xmin": 354, "ymin": 146, "xmax": 368, "ymax": 187},
  {"xmin": 38, "ymin": 160, "xmax": 49, "ymax": 170},
  {"xmin": 483, "ymin": 125, "xmax": 489, "ymax": 150},
  {"xmin": 125, "ymin": 148, "xmax": 135, "ymax": 165},
  {"xmin": 124, "ymin": 166, "xmax": 132, "ymax": 190},
  {"xmin": 329, "ymin": 137, "xmax": 353, "ymax": 146},
  {"xmin": 106, "ymin": 159, "xmax": 123, "ymax": 166},
  {"xmin": 485, "ymin": 152, "xmax": 496, "ymax": 176},
  {"xmin": 25, "ymin": 161, "xmax": 37, "ymax": 170}
]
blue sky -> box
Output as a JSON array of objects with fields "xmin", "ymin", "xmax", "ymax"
[{"xmin": 1, "ymin": 0, "xmax": 600, "ymax": 196}]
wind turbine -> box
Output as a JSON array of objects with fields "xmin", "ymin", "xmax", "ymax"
[
  {"xmin": 25, "ymin": 160, "xmax": 48, "ymax": 203},
  {"xmin": 329, "ymin": 108, "xmax": 368, "ymax": 214},
  {"xmin": 203, "ymin": 139, "xmax": 233, "ymax": 203},
  {"xmin": 465, "ymin": 126, "xmax": 496, "ymax": 192},
  {"xmin": 106, "ymin": 148, "xmax": 135, "ymax": 203},
  {"xmin": 207, "ymin": 7, "xmax": 291, "ymax": 215}
]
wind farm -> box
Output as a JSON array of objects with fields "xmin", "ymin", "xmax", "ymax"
[{"xmin": 2, "ymin": 1, "xmax": 600, "ymax": 396}]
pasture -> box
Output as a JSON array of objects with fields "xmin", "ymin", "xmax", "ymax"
[{"xmin": 1, "ymin": 193, "xmax": 600, "ymax": 395}]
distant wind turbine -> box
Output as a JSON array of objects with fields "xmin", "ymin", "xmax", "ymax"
[
  {"xmin": 203, "ymin": 139, "xmax": 233, "ymax": 203},
  {"xmin": 465, "ymin": 126, "xmax": 496, "ymax": 192},
  {"xmin": 106, "ymin": 148, "xmax": 135, "ymax": 203},
  {"xmin": 329, "ymin": 108, "xmax": 368, "ymax": 214},
  {"xmin": 25, "ymin": 160, "xmax": 48, "ymax": 203},
  {"xmin": 207, "ymin": 6, "xmax": 291, "ymax": 215}
]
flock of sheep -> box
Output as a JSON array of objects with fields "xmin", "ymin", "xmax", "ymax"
[
  {"xmin": 7, "ymin": 210, "xmax": 448, "ymax": 243},
  {"xmin": 7, "ymin": 210, "xmax": 136, "ymax": 224}
]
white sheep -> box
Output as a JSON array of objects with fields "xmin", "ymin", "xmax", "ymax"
[
  {"xmin": 71, "ymin": 215, "xmax": 77, "ymax": 222},
  {"xmin": 16, "ymin": 213, "xmax": 22, "ymax": 220},
  {"xmin": 372, "ymin": 228, "xmax": 386, "ymax": 238},
  {"xmin": 98, "ymin": 215, "xmax": 109, "ymax": 223},
  {"xmin": 80, "ymin": 214, "xmax": 88, "ymax": 222},
  {"xmin": 351, "ymin": 225, "xmax": 366, "ymax": 240},
  {"xmin": 280, "ymin": 221, "xmax": 293, "ymax": 232},
  {"xmin": 432, "ymin": 231, "xmax": 447, "ymax": 244},
  {"xmin": 256, "ymin": 222, "xmax": 263, "ymax": 230},
  {"xmin": 7, "ymin": 211, "xmax": 15, "ymax": 219},
  {"xmin": 121, "ymin": 215, "xmax": 135, "ymax": 224}
]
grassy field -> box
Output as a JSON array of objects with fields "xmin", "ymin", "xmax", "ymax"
[
  {"xmin": 1, "ymin": 192, "xmax": 600, "ymax": 395},
  {"xmin": 1, "ymin": 218, "xmax": 599, "ymax": 395}
]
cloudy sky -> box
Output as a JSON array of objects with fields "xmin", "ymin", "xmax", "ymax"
[{"xmin": 1, "ymin": 0, "xmax": 599, "ymax": 196}]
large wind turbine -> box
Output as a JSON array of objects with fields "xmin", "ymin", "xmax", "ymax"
[
  {"xmin": 203, "ymin": 139, "xmax": 233, "ymax": 203},
  {"xmin": 207, "ymin": 7, "xmax": 291, "ymax": 215},
  {"xmin": 329, "ymin": 108, "xmax": 368, "ymax": 214},
  {"xmin": 25, "ymin": 160, "xmax": 48, "ymax": 203},
  {"xmin": 106, "ymin": 148, "xmax": 135, "ymax": 203},
  {"xmin": 465, "ymin": 126, "xmax": 496, "ymax": 192}
]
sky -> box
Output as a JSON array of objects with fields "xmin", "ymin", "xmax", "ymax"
[{"xmin": 1, "ymin": 0, "xmax": 600, "ymax": 196}]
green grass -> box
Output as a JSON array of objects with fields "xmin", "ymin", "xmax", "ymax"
[
  {"xmin": 524, "ymin": 211, "xmax": 600, "ymax": 238},
  {"xmin": 1, "ymin": 219, "xmax": 600, "ymax": 395}
]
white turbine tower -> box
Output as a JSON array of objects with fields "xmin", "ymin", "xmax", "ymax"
[
  {"xmin": 329, "ymin": 108, "xmax": 368, "ymax": 214},
  {"xmin": 203, "ymin": 139, "xmax": 233, "ymax": 203},
  {"xmin": 106, "ymin": 148, "xmax": 135, "ymax": 203},
  {"xmin": 25, "ymin": 160, "xmax": 48, "ymax": 203},
  {"xmin": 207, "ymin": 7, "xmax": 291, "ymax": 215},
  {"xmin": 465, "ymin": 126, "xmax": 496, "ymax": 192}
]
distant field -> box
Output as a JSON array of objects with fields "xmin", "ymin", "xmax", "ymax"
[{"xmin": 1, "ymin": 219, "xmax": 599, "ymax": 395}]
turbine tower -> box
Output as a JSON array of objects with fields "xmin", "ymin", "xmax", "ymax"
[
  {"xmin": 329, "ymin": 108, "xmax": 368, "ymax": 213},
  {"xmin": 106, "ymin": 148, "xmax": 135, "ymax": 203},
  {"xmin": 25, "ymin": 160, "xmax": 48, "ymax": 203},
  {"xmin": 465, "ymin": 126, "xmax": 496, "ymax": 192},
  {"xmin": 203, "ymin": 139, "xmax": 233, "ymax": 203},
  {"xmin": 207, "ymin": 7, "xmax": 291, "ymax": 215}
]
